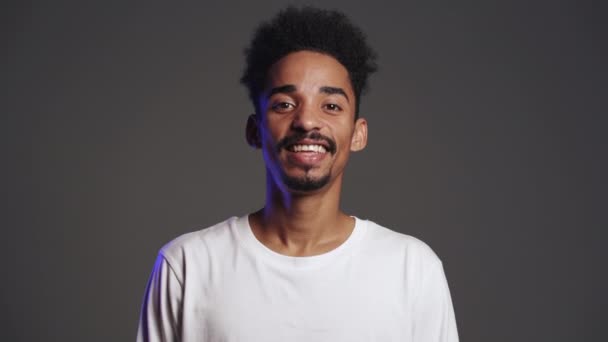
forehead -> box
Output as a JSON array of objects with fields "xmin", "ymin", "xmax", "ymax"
[{"xmin": 265, "ymin": 51, "xmax": 353, "ymax": 95}]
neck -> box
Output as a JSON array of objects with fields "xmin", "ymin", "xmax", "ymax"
[{"xmin": 249, "ymin": 172, "xmax": 354, "ymax": 256}]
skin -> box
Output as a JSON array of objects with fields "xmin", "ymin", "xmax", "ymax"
[{"xmin": 246, "ymin": 50, "xmax": 368, "ymax": 257}]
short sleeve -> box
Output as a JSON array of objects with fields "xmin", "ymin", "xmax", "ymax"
[
  {"xmin": 136, "ymin": 254, "xmax": 183, "ymax": 342},
  {"xmin": 412, "ymin": 262, "xmax": 459, "ymax": 342}
]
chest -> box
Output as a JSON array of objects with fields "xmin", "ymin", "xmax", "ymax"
[{"xmin": 181, "ymin": 257, "xmax": 414, "ymax": 341}]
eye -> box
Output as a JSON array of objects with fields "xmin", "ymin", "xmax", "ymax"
[
  {"xmin": 271, "ymin": 102, "xmax": 295, "ymax": 113},
  {"xmin": 323, "ymin": 103, "xmax": 342, "ymax": 112}
]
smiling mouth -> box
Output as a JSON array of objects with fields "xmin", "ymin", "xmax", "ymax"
[
  {"xmin": 287, "ymin": 144, "xmax": 328, "ymax": 153},
  {"xmin": 277, "ymin": 131, "xmax": 337, "ymax": 155}
]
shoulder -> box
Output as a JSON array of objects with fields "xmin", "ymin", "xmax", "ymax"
[
  {"xmin": 358, "ymin": 218, "xmax": 443, "ymax": 270},
  {"xmin": 156, "ymin": 216, "xmax": 241, "ymax": 280},
  {"xmin": 160, "ymin": 216, "xmax": 238, "ymax": 254}
]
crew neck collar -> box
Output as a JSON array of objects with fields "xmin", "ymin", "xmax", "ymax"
[{"xmin": 234, "ymin": 214, "xmax": 366, "ymax": 270}]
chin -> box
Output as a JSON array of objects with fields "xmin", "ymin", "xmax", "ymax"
[{"xmin": 282, "ymin": 173, "xmax": 331, "ymax": 192}]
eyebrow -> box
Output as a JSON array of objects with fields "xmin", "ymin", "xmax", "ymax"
[
  {"xmin": 268, "ymin": 85, "xmax": 297, "ymax": 97},
  {"xmin": 267, "ymin": 84, "xmax": 349, "ymax": 102},
  {"xmin": 320, "ymin": 86, "xmax": 349, "ymax": 102}
]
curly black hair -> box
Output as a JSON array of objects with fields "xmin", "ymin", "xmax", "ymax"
[{"xmin": 240, "ymin": 6, "xmax": 378, "ymax": 118}]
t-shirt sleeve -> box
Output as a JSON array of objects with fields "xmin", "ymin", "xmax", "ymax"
[
  {"xmin": 136, "ymin": 253, "xmax": 183, "ymax": 342},
  {"xmin": 412, "ymin": 261, "xmax": 459, "ymax": 342}
]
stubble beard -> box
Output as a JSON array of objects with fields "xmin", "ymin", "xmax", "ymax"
[
  {"xmin": 272, "ymin": 131, "xmax": 337, "ymax": 192},
  {"xmin": 281, "ymin": 169, "xmax": 331, "ymax": 192}
]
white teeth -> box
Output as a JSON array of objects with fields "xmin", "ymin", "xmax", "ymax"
[{"xmin": 291, "ymin": 144, "xmax": 327, "ymax": 153}]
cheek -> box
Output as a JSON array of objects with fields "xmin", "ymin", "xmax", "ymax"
[
  {"xmin": 261, "ymin": 118, "xmax": 289, "ymax": 143},
  {"xmin": 334, "ymin": 125, "xmax": 356, "ymax": 148},
  {"xmin": 259, "ymin": 125, "xmax": 283, "ymax": 155}
]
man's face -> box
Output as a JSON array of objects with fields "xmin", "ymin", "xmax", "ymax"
[{"xmin": 249, "ymin": 50, "xmax": 367, "ymax": 194}]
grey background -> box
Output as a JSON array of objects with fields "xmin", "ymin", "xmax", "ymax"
[{"xmin": 2, "ymin": 0, "xmax": 606, "ymax": 341}]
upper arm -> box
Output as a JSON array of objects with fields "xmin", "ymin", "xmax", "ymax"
[
  {"xmin": 136, "ymin": 254, "xmax": 183, "ymax": 342},
  {"xmin": 411, "ymin": 262, "xmax": 459, "ymax": 342}
]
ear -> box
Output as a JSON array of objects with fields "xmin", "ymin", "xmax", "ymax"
[
  {"xmin": 246, "ymin": 114, "xmax": 262, "ymax": 148},
  {"xmin": 350, "ymin": 118, "xmax": 368, "ymax": 152}
]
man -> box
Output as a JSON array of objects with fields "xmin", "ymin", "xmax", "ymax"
[{"xmin": 137, "ymin": 6, "xmax": 458, "ymax": 342}]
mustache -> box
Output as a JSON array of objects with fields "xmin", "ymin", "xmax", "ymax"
[{"xmin": 276, "ymin": 131, "xmax": 337, "ymax": 154}]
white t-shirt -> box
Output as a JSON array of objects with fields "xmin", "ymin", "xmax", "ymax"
[{"xmin": 137, "ymin": 215, "xmax": 458, "ymax": 342}]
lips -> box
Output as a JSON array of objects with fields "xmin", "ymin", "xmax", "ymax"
[
  {"xmin": 275, "ymin": 132, "xmax": 336, "ymax": 168},
  {"xmin": 277, "ymin": 131, "xmax": 336, "ymax": 155},
  {"xmin": 286, "ymin": 142, "xmax": 328, "ymax": 154},
  {"xmin": 285, "ymin": 146, "xmax": 328, "ymax": 167}
]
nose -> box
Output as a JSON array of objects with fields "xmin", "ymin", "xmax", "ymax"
[{"xmin": 290, "ymin": 103, "xmax": 322, "ymax": 132}]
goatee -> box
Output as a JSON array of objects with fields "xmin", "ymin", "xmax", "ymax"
[{"xmin": 282, "ymin": 173, "xmax": 330, "ymax": 192}]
